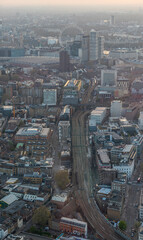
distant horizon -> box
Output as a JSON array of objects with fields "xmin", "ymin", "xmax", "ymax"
[{"xmin": 1, "ymin": 0, "xmax": 143, "ymax": 7}]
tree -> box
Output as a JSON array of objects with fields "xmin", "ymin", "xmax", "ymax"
[
  {"xmin": 119, "ymin": 221, "xmax": 127, "ymax": 231},
  {"xmin": 55, "ymin": 170, "xmax": 70, "ymax": 190},
  {"xmin": 32, "ymin": 206, "xmax": 51, "ymax": 227},
  {"xmin": 134, "ymin": 221, "xmax": 141, "ymax": 230}
]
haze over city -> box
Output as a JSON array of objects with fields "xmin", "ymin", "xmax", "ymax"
[
  {"xmin": 1, "ymin": 0, "xmax": 143, "ymax": 6},
  {"xmin": 1, "ymin": 1, "xmax": 143, "ymax": 240}
]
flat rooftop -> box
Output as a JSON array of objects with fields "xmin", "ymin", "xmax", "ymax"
[{"xmin": 97, "ymin": 149, "xmax": 110, "ymax": 164}]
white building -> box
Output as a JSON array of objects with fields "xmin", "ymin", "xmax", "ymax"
[
  {"xmin": 0, "ymin": 227, "xmax": 8, "ymax": 240},
  {"xmin": 58, "ymin": 121, "xmax": 71, "ymax": 143},
  {"xmin": 23, "ymin": 194, "xmax": 44, "ymax": 202},
  {"xmin": 113, "ymin": 160, "xmax": 134, "ymax": 179},
  {"xmin": 101, "ymin": 69, "xmax": 117, "ymax": 86},
  {"xmin": 110, "ymin": 100, "xmax": 122, "ymax": 118},
  {"xmin": 89, "ymin": 29, "xmax": 98, "ymax": 61},
  {"xmin": 89, "ymin": 107, "xmax": 107, "ymax": 125},
  {"xmin": 139, "ymin": 111, "xmax": 143, "ymax": 130},
  {"xmin": 112, "ymin": 144, "xmax": 136, "ymax": 179},
  {"xmin": 139, "ymin": 227, "xmax": 143, "ymax": 240},
  {"xmin": 43, "ymin": 89, "xmax": 57, "ymax": 106}
]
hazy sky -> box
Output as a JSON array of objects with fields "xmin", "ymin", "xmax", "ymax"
[{"xmin": 1, "ymin": 0, "xmax": 143, "ymax": 6}]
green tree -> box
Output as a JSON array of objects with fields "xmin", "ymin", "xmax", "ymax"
[
  {"xmin": 119, "ymin": 221, "xmax": 127, "ymax": 231},
  {"xmin": 134, "ymin": 221, "xmax": 141, "ymax": 230},
  {"xmin": 55, "ymin": 170, "xmax": 70, "ymax": 190},
  {"xmin": 32, "ymin": 206, "xmax": 51, "ymax": 227}
]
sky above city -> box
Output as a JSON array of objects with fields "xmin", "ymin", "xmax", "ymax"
[{"xmin": 1, "ymin": 0, "xmax": 143, "ymax": 6}]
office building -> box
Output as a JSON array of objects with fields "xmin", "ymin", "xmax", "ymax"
[
  {"xmin": 60, "ymin": 50, "xmax": 70, "ymax": 72},
  {"xmin": 70, "ymin": 40, "xmax": 81, "ymax": 57},
  {"xmin": 15, "ymin": 125, "xmax": 51, "ymax": 142},
  {"xmin": 98, "ymin": 36, "xmax": 104, "ymax": 59},
  {"xmin": 101, "ymin": 69, "xmax": 117, "ymax": 86},
  {"xmin": 43, "ymin": 89, "xmax": 57, "ymax": 106},
  {"xmin": 111, "ymin": 15, "xmax": 115, "ymax": 25},
  {"xmin": 60, "ymin": 217, "xmax": 87, "ymax": 237},
  {"xmin": 63, "ymin": 79, "xmax": 81, "ymax": 105},
  {"xmin": 96, "ymin": 149, "xmax": 111, "ymax": 169},
  {"xmin": 82, "ymin": 31, "xmax": 104, "ymax": 62},
  {"xmin": 0, "ymin": 48, "xmax": 25, "ymax": 57},
  {"xmin": 89, "ymin": 107, "xmax": 107, "ymax": 126},
  {"xmin": 58, "ymin": 121, "xmax": 71, "ymax": 143},
  {"xmin": 0, "ymin": 19, "xmax": 2, "ymax": 38},
  {"xmin": 82, "ymin": 35, "xmax": 89, "ymax": 62},
  {"xmin": 111, "ymin": 176, "xmax": 127, "ymax": 196},
  {"xmin": 110, "ymin": 100, "xmax": 122, "ymax": 118},
  {"xmin": 111, "ymin": 145, "xmax": 137, "ymax": 178},
  {"xmin": 89, "ymin": 29, "xmax": 98, "ymax": 61},
  {"xmin": 132, "ymin": 135, "xmax": 143, "ymax": 157}
]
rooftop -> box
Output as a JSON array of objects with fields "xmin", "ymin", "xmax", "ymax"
[
  {"xmin": 98, "ymin": 188, "xmax": 111, "ymax": 195},
  {"xmin": 0, "ymin": 194, "xmax": 18, "ymax": 205},
  {"xmin": 97, "ymin": 149, "xmax": 110, "ymax": 164},
  {"xmin": 52, "ymin": 194, "xmax": 68, "ymax": 203}
]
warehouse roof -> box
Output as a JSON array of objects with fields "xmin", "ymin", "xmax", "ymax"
[{"xmin": 0, "ymin": 194, "xmax": 18, "ymax": 205}]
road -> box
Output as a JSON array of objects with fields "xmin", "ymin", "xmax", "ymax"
[
  {"xmin": 121, "ymin": 159, "xmax": 143, "ymax": 238},
  {"xmin": 20, "ymin": 232, "xmax": 53, "ymax": 240},
  {"xmin": 121, "ymin": 183, "xmax": 141, "ymax": 237},
  {"xmin": 72, "ymin": 110, "xmax": 131, "ymax": 240}
]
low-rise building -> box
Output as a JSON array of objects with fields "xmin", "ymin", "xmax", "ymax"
[
  {"xmin": 15, "ymin": 125, "xmax": 51, "ymax": 142},
  {"xmin": 112, "ymin": 144, "xmax": 137, "ymax": 178},
  {"xmin": 58, "ymin": 121, "xmax": 71, "ymax": 143},
  {"xmin": 60, "ymin": 217, "xmax": 87, "ymax": 237},
  {"xmin": 96, "ymin": 149, "xmax": 111, "ymax": 169},
  {"xmin": 139, "ymin": 226, "xmax": 143, "ymax": 240},
  {"xmin": 0, "ymin": 194, "xmax": 18, "ymax": 209},
  {"xmin": 51, "ymin": 193, "xmax": 68, "ymax": 209},
  {"xmin": 107, "ymin": 192, "xmax": 123, "ymax": 221},
  {"xmin": 132, "ymin": 135, "xmax": 143, "ymax": 158}
]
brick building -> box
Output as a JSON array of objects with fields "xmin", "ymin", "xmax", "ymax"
[{"xmin": 60, "ymin": 217, "xmax": 87, "ymax": 237}]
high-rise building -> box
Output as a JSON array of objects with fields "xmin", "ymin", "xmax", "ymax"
[
  {"xmin": 89, "ymin": 29, "xmax": 98, "ymax": 61},
  {"xmin": 59, "ymin": 50, "xmax": 70, "ymax": 72},
  {"xmin": 110, "ymin": 100, "xmax": 122, "ymax": 118},
  {"xmin": 101, "ymin": 69, "xmax": 117, "ymax": 86},
  {"xmin": 111, "ymin": 15, "xmax": 115, "ymax": 25},
  {"xmin": 0, "ymin": 19, "xmax": 2, "ymax": 38},
  {"xmin": 82, "ymin": 31, "xmax": 104, "ymax": 62},
  {"xmin": 98, "ymin": 36, "xmax": 104, "ymax": 59},
  {"xmin": 70, "ymin": 40, "xmax": 81, "ymax": 57},
  {"xmin": 82, "ymin": 35, "xmax": 89, "ymax": 62}
]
